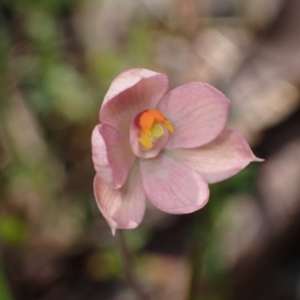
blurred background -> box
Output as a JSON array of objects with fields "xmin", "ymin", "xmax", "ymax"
[{"xmin": 0, "ymin": 0, "xmax": 300, "ymax": 299}]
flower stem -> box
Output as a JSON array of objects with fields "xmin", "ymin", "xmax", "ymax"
[{"xmin": 116, "ymin": 230, "xmax": 150, "ymax": 300}]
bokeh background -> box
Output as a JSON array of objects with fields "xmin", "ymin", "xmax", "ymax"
[{"xmin": 1, "ymin": 0, "xmax": 300, "ymax": 299}]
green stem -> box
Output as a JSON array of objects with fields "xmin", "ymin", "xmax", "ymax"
[{"xmin": 116, "ymin": 230, "xmax": 150, "ymax": 300}]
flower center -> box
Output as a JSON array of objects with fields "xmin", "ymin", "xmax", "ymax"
[{"xmin": 137, "ymin": 109, "xmax": 174, "ymax": 148}]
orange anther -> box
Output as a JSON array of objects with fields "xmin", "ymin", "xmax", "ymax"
[{"xmin": 138, "ymin": 110, "xmax": 165, "ymax": 133}]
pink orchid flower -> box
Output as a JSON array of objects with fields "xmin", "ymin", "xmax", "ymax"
[{"xmin": 92, "ymin": 68, "xmax": 260, "ymax": 235}]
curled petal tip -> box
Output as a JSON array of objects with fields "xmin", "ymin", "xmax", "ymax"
[
  {"xmin": 104, "ymin": 214, "xmax": 119, "ymax": 236},
  {"xmin": 253, "ymin": 156, "xmax": 264, "ymax": 162},
  {"xmin": 111, "ymin": 227, "xmax": 117, "ymax": 236}
]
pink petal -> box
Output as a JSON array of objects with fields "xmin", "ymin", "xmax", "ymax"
[
  {"xmin": 140, "ymin": 155, "xmax": 209, "ymax": 214},
  {"xmin": 102, "ymin": 69, "xmax": 162, "ymax": 106},
  {"xmin": 91, "ymin": 124, "xmax": 135, "ymax": 188},
  {"xmin": 100, "ymin": 68, "xmax": 169, "ymax": 135},
  {"xmin": 158, "ymin": 82, "xmax": 230, "ymax": 148},
  {"xmin": 166, "ymin": 128, "xmax": 261, "ymax": 184},
  {"xmin": 93, "ymin": 165, "xmax": 146, "ymax": 235}
]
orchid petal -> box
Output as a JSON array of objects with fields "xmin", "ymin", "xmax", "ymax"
[
  {"xmin": 92, "ymin": 124, "xmax": 135, "ymax": 188},
  {"xmin": 100, "ymin": 69, "xmax": 169, "ymax": 134},
  {"xmin": 158, "ymin": 82, "xmax": 230, "ymax": 148},
  {"xmin": 140, "ymin": 155, "xmax": 209, "ymax": 214},
  {"xmin": 93, "ymin": 165, "xmax": 146, "ymax": 235},
  {"xmin": 166, "ymin": 128, "xmax": 261, "ymax": 184}
]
